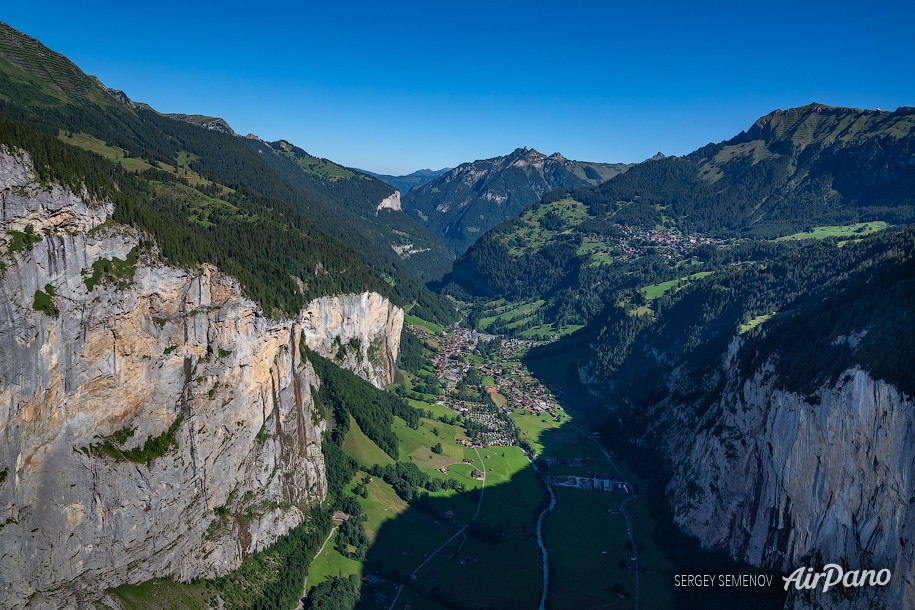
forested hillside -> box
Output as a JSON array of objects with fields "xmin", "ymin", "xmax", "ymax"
[
  {"xmin": 246, "ymin": 139, "xmax": 454, "ymax": 282},
  {"xmin": 578, "ymin": 103, "xmax": 915, "ymax": 237},
  {"xmin": 572, "ymin": 227, "xmax": 915, "ymax": 420},
  {"xmin": 0, "ymin": 20, "xmax": 455, "ymax": 322},
  {"xmin": 446, "ymin": 104, "xmax": 915, "ymax": 337},
  {"xmin": 355, "ymin": 167, "xmax": 450, "ymax": 196},
  {"xmin": 403, "ymin": 147, "xmax": 631, "ymax": 255}
]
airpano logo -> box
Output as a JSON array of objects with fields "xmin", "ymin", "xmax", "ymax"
[{"xmin": 782, "ymin": 564, "xmax": 891, "ymax": 593}]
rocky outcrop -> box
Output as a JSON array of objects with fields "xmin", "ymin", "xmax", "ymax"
[
  {"xmin": 0, "ymin": 147, "xmax": 111, "ymax": 234},
  {"xmin": 376, "ymin": 190, "xmax": 401, "ymax": 213},
  {"xmin": 300, "ymin": 292, "xmax": 403, "ymax": 388},
  {"xmin": 0, "ymin": 149, "xmax": 402, "ymax": 608},
  {"xmin": 629, "ymin": 335, "xmax": 915, "ymax": 609},
  {"xmin": 165, "ymin": 113, "xmax": 237, "ymax": 136}
]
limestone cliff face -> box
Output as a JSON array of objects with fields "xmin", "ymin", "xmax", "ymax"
[
  {"xmin": 300, "ymin": 292, "xmax": 403, "ymax": 388},
  {"xmin": 0, "ymin": 149, "xmax": 402, "ymax": 608},
  {"xmin": 617, "ymin": 334, "xmax": 915, "ymax": 609},
  {"xmin": 376, "ymin": 190, "xmax": 401, "ymax": 213}
]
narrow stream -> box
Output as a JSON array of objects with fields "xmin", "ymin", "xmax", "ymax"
[
  {"xmin": 536, "ymin": 478, "xmax": 557, "ymax": 610},
  {"xmin": 523, "ymin": 449, "xmax": 556, "ymax": 610}
]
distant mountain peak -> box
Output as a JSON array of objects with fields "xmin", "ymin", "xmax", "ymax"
[
  {"xmin": 403, "ymin": 147, "xmax": 633, "ymax": 255},
  {"xmin": 407, "ymin": 168, "xmax": 451, "ymax": 178},
  {"xmin": 648, "ymin": 152, "xmax": 666, "ymax": 161},
  {"xmin": 737, "ymin": 103, "xmax": 906, "ymax": 151}
]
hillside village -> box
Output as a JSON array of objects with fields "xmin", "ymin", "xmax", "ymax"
[
  {"xmin": 406, "ymin": 324, "xmax": 564, "ymax": 448},
  {"xmin": 581, "ymin": 225, "xmax": 723, "ymax": 262}
]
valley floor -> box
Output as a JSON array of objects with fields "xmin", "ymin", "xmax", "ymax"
[
  {"xmin": 106, "ymin": 319, "xmax": 678, "ymax": 610},
  {"xmin": 306, "ymin": 322, "xmax": 677, "ymax": 610}
]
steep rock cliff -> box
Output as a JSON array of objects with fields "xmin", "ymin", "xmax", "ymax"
[
  {"xmin": 0, "ymin": 148, "xmax": 402, "ymax": 608},
  {"xmin": 300, "ymin": 292, "xmax": 403, "ymax": 388},
  {"xmin": 663, "ymin": 355, "xmax": 915, "ymax": 609},
  {"xmin": 376, "ymin": 190, "xmax": 401, "ymax": 213},
  {"xmin": 609, "ymin": 330, "xmax": 915, "ymax": 609}
]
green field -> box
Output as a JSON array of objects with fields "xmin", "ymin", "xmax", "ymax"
[
  {"xmin": 473, "ymin": 448, "xmax": 545, "ymax": 535},
  {"xmin": 776, "ymin": 221, "xmax": 889, "ymax": 241},
  {"xmin": 405, "ymin": 314, "xmax": 444, "ymax": 335},
  {"xmin": 357, "ymin": 474, "xmax": 409, "ymax": 541},
  {"xmin": 58, "ymin": 131, "xmax": 153, "ymax": 172},
  {"xmin": 641, "ymin": 271, "xmax": 712, "ymax": 301},
  {"xmin": 503, "ymin": 198, "xmax": 589, "ymax": 255},
  {"xmin": 543, "ymin": 487, "xmax": 636, "ymax": 609},
  {"xmin": 407, "ymin": 397, "xmax": 457, "ymax": 420},
  {"xmin": 108, "ymin": 578, "xmax": 211, "ymax": 610},
  {"xmin": 392, "ymin": 416, "xmax": 466, "ymax": 464},
  {"xmin": 408, "ymin": 446, "xmax": 545, "ymax": 609},
  {"xmin": 509, "ymin": 409, "xmax": 584, "ymax": 459},
  {"xmin": 489, "ymin": 391, "xmax": 507, "ymax": 408},
  {"xmin": 343, "ymin": 415, "xmax": 395, "ymax": 467},
  {"xmin": 58, "ymin": 131, "xmax": 233, "ymax": 194},
  {"xmin": 738, "ymin": 312, "xmax": 774, "ymax": 334},
  {"xmin": 477, "ymin": 298, "xmax": 545, "ymax": 329},
  {"xmin": 412, "ymin": 531, "xmax": 542, "ymax": 609},
  {"xmin": 357, "ymin": 471, "xmax": 466, "ymax": 584},
  {"xmin": 330, "ymin": 324, "xmax": 677, "ymax": 610},
  {"xmin": 305, "ymin": 533, "xmax": 361, "ymax": 592},
  {"xmin": 476, "ymin": 297, "xmax": 584, "ymax": 339},
  {"xmin": 519, "ymin": 322, "xmax": 583, "ymax": 339}
]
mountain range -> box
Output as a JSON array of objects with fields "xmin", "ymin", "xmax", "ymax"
[
  {"xmin": 353, "ymin": 166, "xmax": 450, "ymax": 195},
  {"xmin": 401, "ymin": 147, "xmax": 632, "ymax": 255},
  {"xmin": 3, "ymin": 16, "xmax": 915, "ymax": 610},
  {"xmin": 446, "ymin": 103, "xmax": 915, "ymax": 331},
  {"xmin": 0, "ymin": 20, "xmax": 455, "ymax": 319}
]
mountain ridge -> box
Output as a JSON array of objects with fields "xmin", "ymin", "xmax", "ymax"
[
  {"xmin": 353, "ymin": 166, "xmax": 451, "ymax": 196},
  {"xmin": 402, "ymin": 146, "xmax": 632, "ymax": 255},
  {"xmin": 0, "ymin": 19, "xmax": 457, "ymax": 322}
]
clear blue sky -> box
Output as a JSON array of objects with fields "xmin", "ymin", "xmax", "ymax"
[{"xmin": 5, "ymin": 2, "xmax": 914, "ymax": 174}]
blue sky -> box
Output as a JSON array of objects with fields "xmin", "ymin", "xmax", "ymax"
[{"xmin": 5, "ymin": 2, "xmax": 914, "ymax": 174}]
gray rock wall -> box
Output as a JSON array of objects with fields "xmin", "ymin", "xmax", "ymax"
[{"xmin": 0, "ymin": 149, "xmax": 403, "ymax": 608}]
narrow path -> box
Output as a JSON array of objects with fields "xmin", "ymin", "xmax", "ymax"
[
  {"xmin": 296, "ymin": 525, "xmax": 339, "ymax": 610},
  {"xmin": 391, "ymin": 447, "xmax": 488, "ymax": 610},
  {"xmin": 409, "ymin": 448, "xmax": 487, "ymax": 579},
  {"xmin": 574, "ymin": 426, "xmax": 640, "ymax": 610}
]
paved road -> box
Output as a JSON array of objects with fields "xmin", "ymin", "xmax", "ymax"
[{"xmin": 391, "ymin": 448, "xmax": 489, "ymax": 609}]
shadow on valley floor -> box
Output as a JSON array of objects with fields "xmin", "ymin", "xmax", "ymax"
[
  {"xmin": 352, "ymin": 423, "xmax": 633, "ymax": 610},
  {"xmin": 311, "ymin": 339, "xmax": 791, "ymax": 610}
]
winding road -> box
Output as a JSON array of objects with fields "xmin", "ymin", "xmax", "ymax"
[{"xmin": 389, "ymin": 447, "xmax": 488, "ymax": 609}]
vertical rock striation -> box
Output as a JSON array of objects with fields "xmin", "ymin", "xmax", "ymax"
[
  {"xmin": 0, "ymin": 149, "xmax": 402, "ymax": 608},
  {"xmin": 665, "ymin": 358, "xmax": 915, "ymax": 609},
  {"xmin": 300, "ymin": 292, "xmax": 403, "ymax": 388},
  {"xmin": 585, "ymin": 325, "xmax": 915, "ymax": 609}
]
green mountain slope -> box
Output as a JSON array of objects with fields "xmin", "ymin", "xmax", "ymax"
[
  {"xmin": 354, "ymin": 167, "xmax": 450, "ymax": 195},
  {"xmin": 579, "ymin": 103, "xmax": 915, "ymax": 237},
  {"xmin": 446, "ymin": 104, "xmax": 915, "ymax": 335},
  {"xmin": 247, "ymin": 138, "xmax": 454, "ymax": 282},
  {"xmin": 0, "ymin": 20, "xmax": 455, "ymax": 323},
  {"xmin": 566, "ymin": 228, "xmax": 915, "ymax": 411},
  {"xmin": 403, "ymin": 147, "xmax": 631, "ymax": 255}
]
